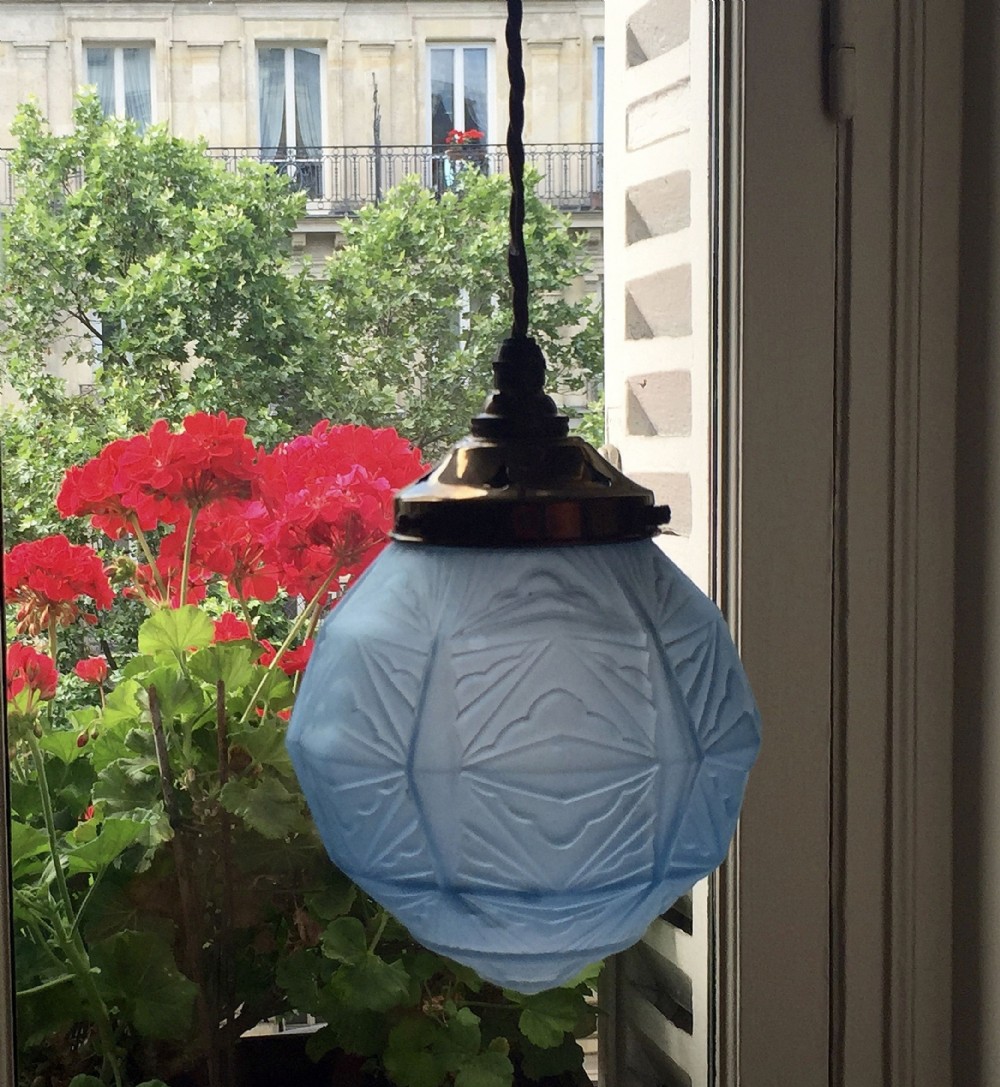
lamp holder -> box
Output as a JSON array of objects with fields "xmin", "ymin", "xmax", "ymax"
[{"xmin": 390, "ymin": 0, "xmax": 672, "ymax": 547}]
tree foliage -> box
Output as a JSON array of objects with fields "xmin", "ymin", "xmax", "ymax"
[
  {"xmin": 1, "ymin": 95, "xmax": 601, "ymax": 541},
  {"xmin": 318, "ymin": 170, "xmax": 601, "ymax": 455}
]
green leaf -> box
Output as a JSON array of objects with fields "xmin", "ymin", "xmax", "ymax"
[
  {"xmin": 276, "ymin": 947, "xmax": 325, "ymax": 1010},
  {"xmin": 39, "ymin": 729, "xmax": 86, "ymax": 765},
  {"xmin": 455, "ymin": 1050, "xmax": 514, "ymax": 1087},
  {"xmin": 138, "ymin": 605, "xmax": 214, "ymax": 659},
  {"xmin": 92, "ymin": 930, "xmax": 196, "ymax": 1039},
  {"xmin": 69, "ymin": 1076, "xmax": 106, "ymax": 1087},
  {"xmin": 65, "ymin": 817, "xmax": 146, "ymax": 873},
  {"xmin": 143, "ymin": 664, "xmax": 204, "ymax": 721},
  {"xmin": 17, "ymin": 971, "xmax": 85, "ymax": 1046},
  {"xmin": 189, "ymin": 642, "xmax": 256, "ymax": 691},
  {"xmin": 9, "ymin": 820, "xmax": 49, "ymax": 869},
  {"xmin": 333, "ymin": 953, "xmax": 412, "ymax": 1012},
  {"xmin": 321, "ymin": 917, "xmax": 367, "ymax": 964},
  {"xmin": 305, "ymin": 874, "xmax": 356, "ymax": 921},
  {"xmin": 240, "ymin": 717, "xmax": 294, "ymax": 773},
  {"xmin": 219, "ymin": 775, "xmax": 306, "ymax": 840},
  {"xmin": 516, "ymin": 988, "xmax": 582, "ymax": 1048}
]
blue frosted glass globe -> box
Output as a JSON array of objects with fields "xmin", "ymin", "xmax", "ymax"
[{"xmin": 287, "ymin": 538, "xmax": 760, "ymax": 993}]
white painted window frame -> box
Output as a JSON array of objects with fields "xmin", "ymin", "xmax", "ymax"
[
  {"xmin": 255, "ymin": 44, "xmax": 325, "ymax": 156},
  {"xmin": 254, "ymin": 43, "xmax": 327, "ymax": 205},
  {"xmin": 425, "ymin": 43, "xmax": 496, "ymax": 145},
  {"xmin": 83, "ymin": 43, "xmax": 155, "ymax": 123}
]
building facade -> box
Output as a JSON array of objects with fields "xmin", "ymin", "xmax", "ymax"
[{"xmin": 0, "ymin": 1, "xmax": 604, "ymax": 262}]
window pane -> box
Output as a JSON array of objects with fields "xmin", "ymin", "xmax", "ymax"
[
  {"xmin": 596, "ymin": 44, "xmax": 604, "ymax": 143},
  {"xmin": 463, "ymin": 48, "xmax": 488, "ymax": 140},
  {"xmin": 292, "ymin": 49, "xmax": 322, "ymax": 154},
  {"xmin": 85, "ymin": 47, "xmax": 115, "ymax": 117},
  {"xmin": 430, "ymin": 48, "xmax": 455, "ymax": 144},
  {"xmin": 122, "ymin": 48, "xmax": 151, "ymax": 129},
  {"xmin": 258, "ymin": 47, "xmax": 287, "ymax": 155}
]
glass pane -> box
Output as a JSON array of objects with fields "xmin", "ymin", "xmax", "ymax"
[
  {"xmin": 430, "ymin": 48, "xmax": 455, "ymax": 144},
  {"xmin": 463, "ymin": 47, "xmax": 488, "ymax": 141},
  {"xmin": 85, "ymin": 47, "xmax": 115, "ymax": 117},
  {"xmin": 292, "ymin": 49, "xmax": 322, "ymax": 155},
  {"xmin": 257, "ymin": 47, "xmax": 287, "ymax": 155},
  {"xmin": 122, "ymin": 47, "xmax": 152, "ymax": 129},
  {"xmin": 596, "ymin": 44, "xmax": 604, "ymax": 143}
]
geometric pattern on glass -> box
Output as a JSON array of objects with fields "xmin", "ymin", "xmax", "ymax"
[{"xmin": 288, "ymin": 539, "xmax": 760, "ymax": 992}]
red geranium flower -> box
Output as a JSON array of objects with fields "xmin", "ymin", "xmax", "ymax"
[
  {"xmin": 188, "ymin": 501, "xmax": 280, "ymax": 604},
  {"xmin": 4, "ymin": 535, "xmax": 114, "ymax": 637},
  {"xmin": 57, "ymin": 439, "xmax": 169, "ymax": 538},
  {"xmin": 6, "ymin": 643, "xmax": 58, "ymax": 715},
  {"xmin": 115, "ymin": 413, "xmax": 260, "ymax": 521},
  {"xmin": 213, "ymin": 612, "xmax": 252, "ymax": 643},
  {"xmin": 250, "ymin": 423, "xmax": 424, "ymax": 601},
  {"xmin": 259, "ymin": 638, "xmax": 315, "ymax": 677},
  {"xmin": 74, "ymin": 657, "xmax": 109, "ymax": 685}
]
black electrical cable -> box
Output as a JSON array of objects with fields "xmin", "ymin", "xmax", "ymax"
[{"xmin": 505, "ymin": 0, "xmax": 530, "ymax": 339}]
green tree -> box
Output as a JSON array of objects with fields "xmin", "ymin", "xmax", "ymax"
[
  {"xmin": 1, "ymin": 97, "xmax": 601, "ymax": 540},
  {"xmin": 318, "ymin": 170, "xmax": 601, "ymax": 455},
  {"xmin": 0, "ymin": 94, "xmax": 323, "ymax": 441}
]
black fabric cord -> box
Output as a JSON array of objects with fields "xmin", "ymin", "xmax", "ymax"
[{"xmin": 506, "ymin": 0, "xmax": 530, "ymax": 339}]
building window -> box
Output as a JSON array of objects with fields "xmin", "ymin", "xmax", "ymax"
[
  {"xmin": 85, "ymin": 45, "xmax": 153, "ymax": 128},
  {"xmin": 594, "ymin": 42, "xmax": 605, "ymax": 196},
  {"xmin": 428, "ymin": 45, "xmax": 492, "ymax": 145},
  {"xmin": 257, "ymin": 46, "xmax": 324, "ymax": 199}
]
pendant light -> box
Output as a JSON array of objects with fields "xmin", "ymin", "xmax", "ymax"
[{"xmin": 287, "ymin": 1, "xmax": 761, "ymax": 994}]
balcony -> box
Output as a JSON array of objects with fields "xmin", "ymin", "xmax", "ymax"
[{"xmin": 0, "ymin": 143, "xmax": 604, "ymax": 216}]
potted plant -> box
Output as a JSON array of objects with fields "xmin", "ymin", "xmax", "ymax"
[{"xmin": 6, "ymin": 412, "xmax": 599, "ymax": 1087}]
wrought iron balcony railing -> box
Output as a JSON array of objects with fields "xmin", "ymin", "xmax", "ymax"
[{"xmin": 0, "ymin": 143, "xmax": 604, "ymax": 216}]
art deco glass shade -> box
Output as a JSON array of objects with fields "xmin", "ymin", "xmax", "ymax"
[{"xmin": 287, "ymin": 536, "xmax": 761, "ymax": 994}]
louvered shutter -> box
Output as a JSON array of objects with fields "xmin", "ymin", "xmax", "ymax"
[{"xmin": 600, "ymin": 1, "xmax": 711, "ymax": 1084}]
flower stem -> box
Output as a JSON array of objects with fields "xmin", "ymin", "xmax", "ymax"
[
  {"xmin": 179, "ymin": 507, "xmax": 201, "ymax": 607},
  {"xmin": 26, "ymin": 731, "xmax": 75, "ymax": 930},
  {"xmin": 47, "ymin": 615, "xmax": 58, "ymax": 668},
  {"xmin": 130, "ymin": 514, "xmax": 168, "ymax": 599},
  {"xmin": 238, "ymin": 569, "xmax": 339, "ymax": 724},
  {"xmin": 23, "ymin": 735, "xmax": 124, "ymax": 1087},
  {"xmin": 55, "ymin": 918, "xmax": 124, "ymax": 1087}
]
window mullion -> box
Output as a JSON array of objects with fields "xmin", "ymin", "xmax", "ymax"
[
  {"xmin": 286, "ymin": 46, "xmax": 296, "ymax": 156},
  {"xmin": 113, "ymin": 47, "xmax": 125, "ymax": 118}
]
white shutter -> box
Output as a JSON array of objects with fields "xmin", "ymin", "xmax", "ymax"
[{"xmin": 601, "ymin": 1, "xmax": 711, "ymax": 1084}]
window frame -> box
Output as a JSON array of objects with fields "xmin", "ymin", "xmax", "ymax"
[
  {"xmin": 425, "ymin": 42, "xmax": 496, "ymax": 146},
  {"xmin": 82, "ymin": 43, "xmax": 155, "ymax": 126},
  {"xmin": 254, "ymin": 44, "xmax": 325, "ymax": 155},
  {"xmin": 254, "ymin": 42, "xmax": 328, "ymax": 203}
]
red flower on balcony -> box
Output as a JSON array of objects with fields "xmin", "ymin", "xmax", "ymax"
[
  {"xmin": 250, "ymin": 422, "xmax": 425, "ymax": 601},
  {"xmin": 444, "ymin": 128, "xmax": 485, "ymax": 145},
  {"xmin": 4, "ymin": 535, "xmax": 114, "ymax": 636},
  {"xmin": 74, "ymin": 657, "xmax": 109, "ymax": 685},
  {"xmin": 259, "ymin": 638, "xmax": 315, "ymax": 677},
  {"xmin": 6, "ymin": 643, "xmax": 58, "ymax": 712},
  {"xmin": 57, "ymin": 438, "xmax": 158, "ymax": 538},
  {"xmin": 188, "ymin": 501, "xmax": 280, "ymax": 604},
  {"xmin": 213, "ymin": 612, "xmax": 253, "ymax": 643},
  {"xmin": 116, "ymin": 412, "xmax": 260, "ymax": 520}
]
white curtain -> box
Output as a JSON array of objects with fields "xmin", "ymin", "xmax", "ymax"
[
  {"xmin": 293, "ymin": 49, "xmax": 322, "ymax": 155},
  {"xmin": 122, "ymin": 47, "xmax": 152, "ymax": 129},
  {"xmin": 85, "ymin": 47, "xmax": 116, "ymax": 117},
  {"xmin": 463, "ymin": 48, "xmax": 489, "ymax": 140},
  {"xmin": 258, "ymin": 48, "xmax": 287, "ymax": 156}
]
